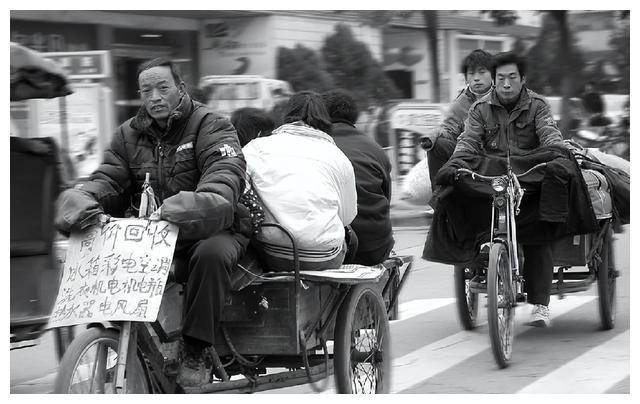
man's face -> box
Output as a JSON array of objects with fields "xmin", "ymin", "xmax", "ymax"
[
  {"xmin": 465, "ymin": 66, "xmax": 492, "ymax": 94},
  {"xmin": 138, "ymin": 66, "xmax": 183, "ymax": 125},
  {"xmin": 494, "ymin": 63, "xmax": 525, "ymax": 105}
]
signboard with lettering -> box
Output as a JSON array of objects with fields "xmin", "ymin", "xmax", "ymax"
[
  {"xmin": 42, "ymin": 50, "xmax": 111, "ymax": 79},
  {"xmin": 388, "ymin": 102, "xmax": 448, "ymax": 136},
  {"xmin": 386, "ymin": 102, "xmax": 448, "ymax": 177},
  {"xmin": 48, "ymin": 219, "xmax": 179, "ymax": 328}
]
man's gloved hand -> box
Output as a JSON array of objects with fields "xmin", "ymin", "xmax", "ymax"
[
  {"xmin": 54, "ymin": 188, "xmax": 104, "ymax": 235},
  {"xmin": 434, "ymin": 165, "xmax": 459, "ymax": 186},
  {"xmin": 419, "ymin": 128, "xmax": 439, "ymax": 151}
]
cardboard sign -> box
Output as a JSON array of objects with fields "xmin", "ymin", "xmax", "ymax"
[{"xmin": 48, "ymin": 218, "xmax": 178, "ymax": 328}]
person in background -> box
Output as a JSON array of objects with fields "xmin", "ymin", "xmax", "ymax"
[
  {"xmin": 54, "ymin": 57, "xmax": 251, "ymax": 387},
  {"xmin": 581, "ymin": 81, "xmax": 611, "ymax": 127},
  {"xmin": 322, "ymin": 88, "xmax": 394, "ymax": 266},
  {"xmin": 421, "ymin": 49, "xmax": 494, "ymax": 190},
  {"xmin": 243, "ymin": 91, "xmax": 357, "ymax": 271},
  {"xmin": 230, "ymin": 107, "xmax": 276, "ymax": 147}
]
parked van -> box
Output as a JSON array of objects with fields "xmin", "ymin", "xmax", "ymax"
[{"xmin": 198, "ymin": 75, "xmax": 293, "ymax": 118}]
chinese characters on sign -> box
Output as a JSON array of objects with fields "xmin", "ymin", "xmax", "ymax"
[{"xmin": 48, "ymin": 218, "xmax": 179, "ymax": 328}]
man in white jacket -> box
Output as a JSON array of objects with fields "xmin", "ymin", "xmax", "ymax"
[{"xmin": 243, "ymin": 91, "xmax": 357, "ymax": 271}]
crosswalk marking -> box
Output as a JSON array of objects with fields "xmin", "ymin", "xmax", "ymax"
[
  {"xmin": 390, "ymin": 295, "xmax": 597, "ymax": 393},
  {"xmin": 393, "ymin": 298, "xmax": 455, "ymax": 323},
  {"xmin": 516, "ymin": 330, "xmax": 629, "ymax": 393},
  {"xmin": 269, "ymin": 295, "xmax": 599, "ymax": 394}
]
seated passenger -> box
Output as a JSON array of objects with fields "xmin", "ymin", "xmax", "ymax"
[
  {"xmin": 322, "ymin": 89, "xmax": 394, "ymax": 265},
  {"xmin": 230, "ymin": 107, "xmax": 275, "ymax": 147},
  {"xmin": 243, "ymin": 91, "xmax": 357, "ymax": 271},
  {"xmin": 421, "ymin": 49, "xmax": 494, "ymax": 191}
]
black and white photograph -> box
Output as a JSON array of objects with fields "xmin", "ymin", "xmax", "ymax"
[{"xmin": 7, "ymin": 4, "xmax": 633, "ymax": 396}]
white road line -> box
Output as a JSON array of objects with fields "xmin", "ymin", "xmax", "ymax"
[
  {"xmin": 391, "ymin": 295, "xmax": 597, "ymax": 393},
  {"xmin": 393, "ymin": 298, "xmax": 455, "ymax": 323},
  {"xmin": 517, "ymin": 330, "xmax": 630, "ymax": 393}
]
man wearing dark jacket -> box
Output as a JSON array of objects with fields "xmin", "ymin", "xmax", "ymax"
[
  {"xmin": 434, "ymin": 52, "xmax": 571, "ymax": 328},
  {"xmin": 322, "ymin": 89, "xmax": 394, "ymax": 265},
  {"xmin": 54, "ymin": 58, "xmax": 251, "ymax": 387}
]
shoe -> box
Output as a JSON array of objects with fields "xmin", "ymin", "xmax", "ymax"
[
  {"xmin": 176, "ymin": 343, "xmax": 210, "ymax": 387},
  {"xmin": 526, "ymin": 304, "xmax": 550, "ymax": 328}
]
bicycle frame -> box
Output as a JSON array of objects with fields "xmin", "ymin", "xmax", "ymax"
[{"xmin": 489, "ymin": 170, "xmax": 522, "ymax": 300}]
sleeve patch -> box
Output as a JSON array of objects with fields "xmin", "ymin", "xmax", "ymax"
[{"xmin": 219, "ymin": 144, "xmax": 238, "ymax": 158}]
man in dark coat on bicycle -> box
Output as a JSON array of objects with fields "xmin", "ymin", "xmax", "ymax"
[
  {"xmin": 435, "ymin": 52, "xmax": 566, "ymax": 328},
  {"xmin": 54, "ymin": 57, "xmax": 252, "ymax": 386}
]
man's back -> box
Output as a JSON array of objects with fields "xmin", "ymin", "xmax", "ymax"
[{"xmin": 330, "ymin": 122, "xmax": 394, "ymax": 264}]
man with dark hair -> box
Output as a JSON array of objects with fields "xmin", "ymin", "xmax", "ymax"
[
  {"xmin": 54, "ymin": 57, "xmax": 251, "ymax": 387},
  {"xmin": 230, "ymin": 107, "xmax": 275, "ymax": 147},
  {"xmin": 322, "ymin": 89, "xmax": 394, "ymax": 265},
  {"xmin": 421, "ymin": 49, "xmax": 494, "ymax": 189},
  {"xmin": 435, "ymin": 51, "xmax": 567, "ymax": 328}
]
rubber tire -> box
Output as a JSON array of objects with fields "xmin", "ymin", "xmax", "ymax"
[
  {"xmin": 597, "ymin": 227, "xmax": 616, "ymax": 330},
  {"xmin": 334, "ymin": 284, "xmax": 391, "ymax": 394},
  {"xmin": 54, "ymin": 327, "xmax": 149, "ymax": 394},
  {"xmin": 487, "ymin": 243, "xmax": 514, "ymax": 369},
  {"xmin": 454, "ymin": 265, "xmax": 479, "ymax": 330}
]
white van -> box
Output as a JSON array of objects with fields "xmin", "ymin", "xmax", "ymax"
[{"xmin": 198, "ymin": 75, "xmax": 293, "ymax": 118}]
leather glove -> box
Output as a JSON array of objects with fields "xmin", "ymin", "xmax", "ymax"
[{"xmin": 434, "ymin": 165, "xmax": 459, "ymax": 186}]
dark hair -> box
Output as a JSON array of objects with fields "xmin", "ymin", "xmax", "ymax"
[
  {"xmin": 230, "ymin": 107, "xmax": 276, "ymax": 147},
  {"xmin": 321, "ymin": 89, "xmax": 359, "ymax": 124},
  {"xmin": 283, "ymin": 91, "xmax": 332, "ymax": 133},
  {"xmin": 460, "ymin": 49, "xmax": 494, "ymax": 75},
  {"xmin": 136, "ymin": 57, "xmax": 183, "ymax": 86},
  {"xmin": 492, "ymin": 51, "xmax": 527, "ymax": 80}
]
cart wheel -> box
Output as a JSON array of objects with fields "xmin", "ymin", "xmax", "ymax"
[
  {"xmin": 454, "ymin": 265, "xmax": 479, "ymax": 330},
  {"xmin": 54, "ymin": 327, "xmax": 149, "ymax": 394},
  {"xmin": 487, "ymin": 243, "xmax": 515, "ymax": 369},
  {"xmin": 597, "ymin": 227, "xmax": 617, "ymax": 330},
  {"xmin": 334, "ymin": 284, "xmax": 391, "ymax": 394}
]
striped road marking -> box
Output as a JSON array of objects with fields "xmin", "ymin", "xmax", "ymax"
[
  {"xmin": 391, "ymin": 295, "xmax": 597, "ymax": 393},
  {"xmin": 516, "ymin": 330, "xmax": 630, "ymax": 393}
]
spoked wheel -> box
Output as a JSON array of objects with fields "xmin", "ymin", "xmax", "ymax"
[
  {"xmin": 597, "ymin": 226, "xmax": 617, "ymax": 330},
  {"xmin": 334, "ymin": 284, "xmax": 391, "ymax": 394},
  {"xmin": 54, "ymin": 327, "xmax": 149, "ymax": 393},
  {"xmin": 454, "ymin": 265, "xmax": 479, "ymax": 330},
  {"xmin": 487, "ymin": 243, "xmax": 515, "ymax": 369}
]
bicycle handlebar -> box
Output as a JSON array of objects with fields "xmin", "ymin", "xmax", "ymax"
[{"xmin": 456, "ymin": 162, "xmax": 548, "ymax": 181}]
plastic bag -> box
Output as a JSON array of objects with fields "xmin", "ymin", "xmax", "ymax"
[{"xmin": 399, "ymin": 158, "xmax": 432, "ymax": 206}]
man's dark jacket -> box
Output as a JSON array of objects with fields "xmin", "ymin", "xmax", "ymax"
[
  {"xmin": 55, "ymin": 94, "xmax": 251, "ymax": 241},
  {"xmin": 330, "ymin": 120, "xmax": 394, "ymax": 265}
]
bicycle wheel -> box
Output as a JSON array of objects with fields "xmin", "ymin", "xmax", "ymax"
[
  {"xmin": 54, "ymin": 327, "xmax": 149, "ymax": 393},
  {"xmin": 597, "ymin": 227, "xmax": 617, "ymax": 330},
  {"xmin": 334, "ymin": 284, "xmax": 391, "ymax": 394},
  {"xmin": 487, "ymin": 243, "xmax": 515, "ymax": 369},
  {"xmin": 454, "ymin": 265, "xmax": 479, "ymax": 330}
]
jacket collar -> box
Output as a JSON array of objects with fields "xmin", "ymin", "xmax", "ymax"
[
  {"xmin": 273, "ymin": 121, "xmax": 335, "ymax": 144},
  {"xmin": 331, "ymin": 118, "xmax": 357, "ymax": 128},
  {"xmin": 130, "ymin": 93, "xmax": 193, "ymax": 135}
]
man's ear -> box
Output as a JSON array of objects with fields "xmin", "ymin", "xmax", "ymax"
[
  {"xmin": 178, "ymin": 82, "xmax": 187, "ymax": 95},
  {"xmin": 521, "ymin": 75, "xmax": 527, "ymax": 85}
]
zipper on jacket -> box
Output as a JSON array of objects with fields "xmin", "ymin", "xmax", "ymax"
[{"xmin": 156, "ymin": 141, "xmax": 165, "ymax": 201}]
